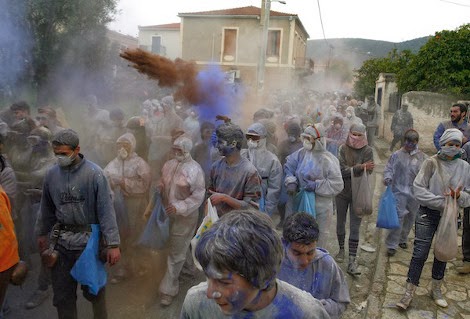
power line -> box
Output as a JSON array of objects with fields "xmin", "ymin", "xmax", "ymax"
[
  {"xmin": 439, "ymin": 0, "xmax": 470, "ymax": 7},
  {"xmin": 316, "ymin": 0, "xmax": 330, "ymax": 46}
]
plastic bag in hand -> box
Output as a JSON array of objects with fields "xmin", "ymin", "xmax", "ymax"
[
  {"xmin": 434, "ymin": 195, "xmax": 458, "ymax": 262},
  {"xmin": 351, "ymin": 167, "xmax": 373, "ymax": 217},
  {"xmin": 376, "ymin": 186, "xmax": 399, "ymax": 229},
  {"xmin": 191, "ymin": 198, "xmax": 219, "ymax": 271},
  {"xmin": 294, "ymin": 189, "xmax": 316, "ymax": 218},
  {"xmin": 137, "ymin": 192, "xmax": 169, "ymax": 250},
  {"xmin": 70, "ymin": 224, "xmax": 107, "ymax": 295}
]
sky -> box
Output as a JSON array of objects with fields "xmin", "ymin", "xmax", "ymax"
[{"xmin": 108, "ymin": 0, "xmax": 470, "ymax": 42}]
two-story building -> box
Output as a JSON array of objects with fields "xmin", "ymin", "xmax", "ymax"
[
  {"xmin": 138, "ymin": 23, "xmax": 181, "ymax": 60},
  {"xmin": 138, "ymin": 5, "xmax": 310, "ymax": 91}
]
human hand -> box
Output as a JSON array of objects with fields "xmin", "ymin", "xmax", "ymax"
[
  {"xmin": 165, "ymin": 204, "xmax": 177, "ymax": 216},
  {"xmin": 106, "ymin": 247, "xmax": 121, "ymax": 266},
  {"xmin": 304, "ymin": 181, "xmax": 316, "ymax": 192},
  {"xmin": 37, "ymin": 235, "xmax": 48, "ymax": 252},
  {"xmin": 445, "ymin": 186, "xmax": 462, "ymax": 199},
  {"xmin": 362, "ymin": 161, "xmax": 375, "ymax": 170},
  {"xmin": 118, "ymin": 179, "xmax": 126, "ymax": 191},
  {"xmin": 286, "ymin": 183, "xmax": 297, "ymax": 196},
  {"xmin": 208, "ymin": 190, "xmax": 227, "ymax": 205},
  {"xmin": 142, "ymin": 208, "xmax": 151, "ymax": 221}
]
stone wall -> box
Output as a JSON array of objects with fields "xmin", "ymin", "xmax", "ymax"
[{"xmin": 382, "ymin": 91, "xmax": 457, "ymax": 153}]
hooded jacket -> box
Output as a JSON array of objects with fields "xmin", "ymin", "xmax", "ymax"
[{"xmin": 104, "ymin": 133, "xmax": 151, "ymax": 196}]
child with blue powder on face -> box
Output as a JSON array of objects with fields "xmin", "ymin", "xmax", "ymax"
[
  {"xmin": 180, "ymin": 210, "xmax": 330, "ymax": 319},
  {"xmin": 208, "ymin": 122, "xmax": 262, "ymax": 215},
  {"xmin": 278, "ymin": 212, "xmax": 350, "ymax": 319}
]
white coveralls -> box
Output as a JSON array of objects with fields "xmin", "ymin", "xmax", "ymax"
[{"xmin": 159, "ymin": 137, "xmax": 205, "ymax": 297}]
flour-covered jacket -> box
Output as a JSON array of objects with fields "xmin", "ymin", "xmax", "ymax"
[
  {"xmin": 284, "ymin": 146, "xmax": 344, "ymax": 214},
  {"xmin": 413, "ymin": 154, "xmax": 470, "ymax": 211},
  {"xmin": 384, "ymin": 148, "xmax": 428, "ymax": 197},
  {"xmin": 160, "ymin": 158, "xmax": 205, "ymax": 217},
  {"xmin": 241, "ymin": 142, "xmax": 282, "ymax": 216},
  {"xmin": 104, "ymin": 133, "xmax": 151, "ymax": 196},
  {"xmin": 36, "ymin": 155, "xmax": 120, "ymax": 250},
  {"xmin": 278, "ymin": 247, "xmax": 350, "ymax": 319}
]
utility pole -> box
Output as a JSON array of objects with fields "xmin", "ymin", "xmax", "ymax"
[
  {"xmin": 257, "ymin": 0, "xmax": 270, "ymax": 93},
  {"xmin": 257, "ymin": 0, "xmax": 285, "ymax": 94}
]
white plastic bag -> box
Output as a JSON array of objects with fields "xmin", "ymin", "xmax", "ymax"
[
  {"xmin": 351, "ymin": 167, "xmax": 373, "ymax": 217},
  {"xmin": 190, "ymin": 198, "xmax": 219, "ymax": 270},
  {"xmin": 434, "ymin": 195, "xmax": 458, "ymax": 262}
]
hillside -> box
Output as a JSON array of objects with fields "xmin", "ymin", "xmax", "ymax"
[{"xmin": 307, "ymin": 37, "xmax": 430, "ymax": 68}]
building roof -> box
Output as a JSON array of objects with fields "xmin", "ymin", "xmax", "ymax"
[
  {"xmin": 138, "ymin": 23, "xmax": 181, "ymax": 30},
  {"xmin": 178, "ymin": 5, "xmax": 296, "ymax": 17},
  {"xmin": 178, "ymin": 6, "xmax": 308, "ymax": 38},
  {"xmin": 106, "ymin": 29, "xmax": 138, "ymax": 41}
]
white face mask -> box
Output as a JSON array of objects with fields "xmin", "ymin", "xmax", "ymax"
[
  {"xmin": 118, "ymin": 148, "xmax": 128, "ymax": 160},
  {"xmin": 175, "ymin": 152, "xmax": 189, "ymax": 162},
  {"xmin": 56, "ymin": 153, "xmax": 76, "ymax": 167},
  {"xmin": 247, "ymin": 139, "xmax": 258, "ymax": 149},
  {"xmin": 440, "ymin": 145, "xmax": 461, "ymax": 157},
  {"xmin": 303, "ymin": 140, "xmax": 313, "ymax": 150}
]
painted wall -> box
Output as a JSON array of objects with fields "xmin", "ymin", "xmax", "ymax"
[{"xmin": 138, "ymin": 29, "xmax": 181, "ymax": 60}]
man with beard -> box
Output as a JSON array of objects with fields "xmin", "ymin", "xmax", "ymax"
[
  {"xmin": 433, "ymin": 103, "xmax": 468, "ymax": 151},
  {"xmin": 208, "ymin": 122, "xmax": 261, "ymax": 216}
]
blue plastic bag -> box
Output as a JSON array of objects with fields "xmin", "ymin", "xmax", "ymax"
[
  {"xmin": 376, "ymin": 186, "xmax": 400, "ymax": 229},
  {"xmin": 137, "ymin": 192, "xmax": 169, "ymax": 250},
  {"xmin": 259, "ymin": 191, "xmax": 266, "ymax": 213},
  {"xmin": 70, "ymin": 224, "xmax": 107, "ymax": 296},
  {"xmin": 294, "ymin": 189, "xmax": 316, "ymax": 218}
]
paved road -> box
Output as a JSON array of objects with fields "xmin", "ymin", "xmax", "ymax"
[{"xmin": 4, "ymin": 137, "xmax": 470, "ymax": 318}]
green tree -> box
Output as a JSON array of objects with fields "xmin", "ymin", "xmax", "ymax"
[
  {"xmin": 398, "ymin": 24, "xmax": 470, "ymax": 95},
  {"xmin": 353, "ymin": 49, "xmax": 414, "ymax": 100},
  {"xmin": 28, "ymin": 0, "xmax": 117, "ymax": 103}
]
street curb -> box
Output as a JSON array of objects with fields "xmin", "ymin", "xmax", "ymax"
[
  {"xmin": 362, "ymin": 142, "xmax": 388, "ymax": 319},
  {"xmin": 362, "ymin": 228, "xmax": 387, "ymax": 319}
]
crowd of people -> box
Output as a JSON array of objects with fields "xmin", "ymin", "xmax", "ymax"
[{"xmin": 0, "ymin": 89, "xmax": 469, "ymax": 319}]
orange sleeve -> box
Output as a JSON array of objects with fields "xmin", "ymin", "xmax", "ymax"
[{"xmin": 0, "ymin": 187, "xmax": 19, "ymax": 272}]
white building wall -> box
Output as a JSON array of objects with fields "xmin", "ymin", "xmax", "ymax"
[{"xmin": 138, "ymin": 29, "xmax": 181, "ymax": 60}]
